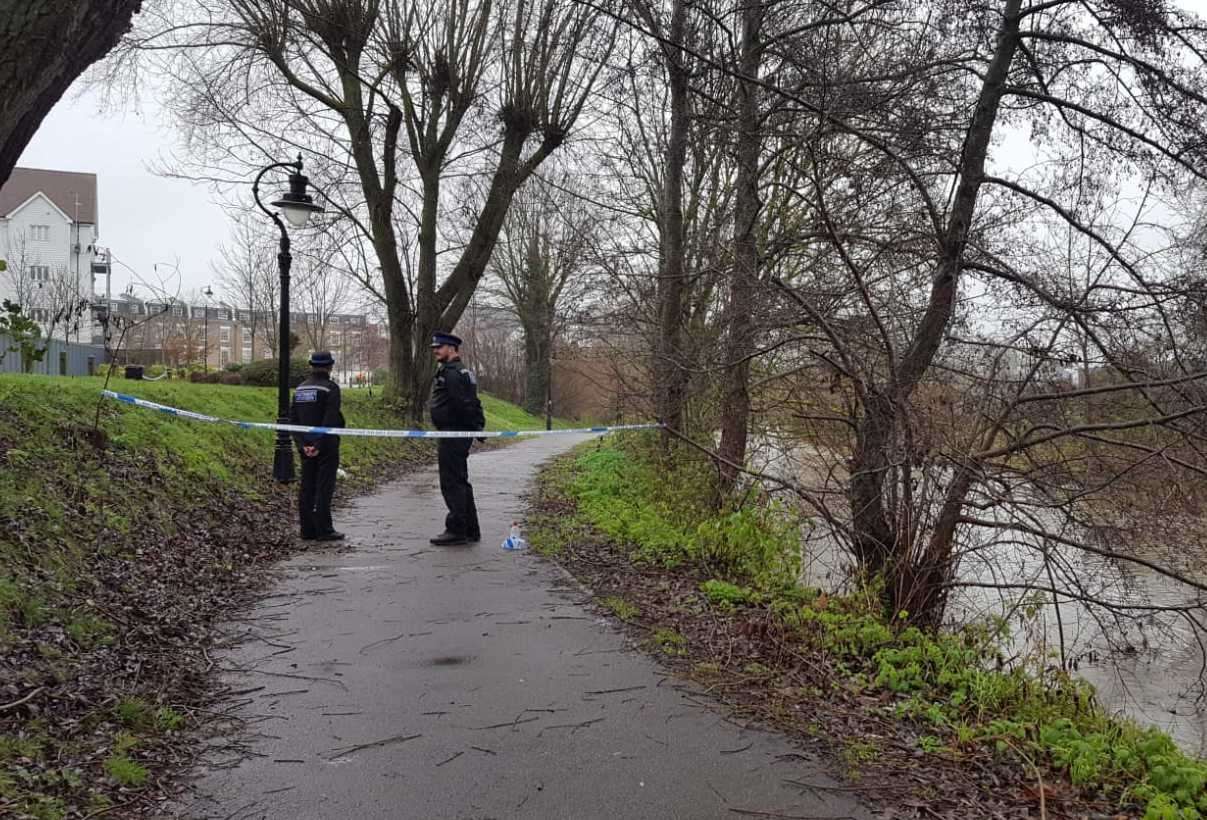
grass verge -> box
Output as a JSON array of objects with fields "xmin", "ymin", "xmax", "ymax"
[
  {"xmin": 528, "ymin": 434, "xmax": 1207, "ymax": 820},
  {"xmin": 0, "ymin": 374, "xmax": 552, "ymax": 818}
]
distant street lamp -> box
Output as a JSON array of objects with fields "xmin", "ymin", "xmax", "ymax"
[
  {"xmin": 90, "ymin": 302, "xmax": 111, "ymax": 349},
  {"xmin": 253, "ymin": 155, "xmax": 324, "ymax": 483},
  {"xmin": 202, "ymin": 285, "xmax": 213, "ymax": 372}
]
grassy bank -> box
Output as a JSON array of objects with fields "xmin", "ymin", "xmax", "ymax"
[
  {"xmin": 529, "ymin": 435, "xmax": 1207, "ymax": 820},
  {"xmin": 0, "ymin": 374, "xmax": 552, "ymax": 819}
]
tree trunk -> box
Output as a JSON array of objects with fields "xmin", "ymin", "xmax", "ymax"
[
  {"xmin": 406, "ymin": 165, "xmax": 442, "ymax": 422},
  {"xmin": 717, "ymin": 0, "xmax": 763, "ymax": 489},
  {"xmin": 342, "ymin": 99, "xmax": 413, "ymax": 411},
  {"xmin": 386, "ymin": 300, "xmax": 411, "ymax": 407},
  {"xmin": 523, "ymin": 321, "xmax": 551, "ymax": 417},
  {"xmin": 848, "ymin": 390, "xmax": 898, "ymax": 576},
  {"xmin": 654, "ymin": 0, "xmax": 691, "ymax": 446},
  {"xmin": 0, "ymin": 1, "xmax": 144, "ymax": 188},
  {"xmin": 898, "ymin": 468, "xmax": 975, "ymax": 626}
]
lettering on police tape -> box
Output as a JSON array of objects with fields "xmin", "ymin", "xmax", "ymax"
[{"xmin": 101, "ymin": 390, "xmax": 660, "ymax": 439}]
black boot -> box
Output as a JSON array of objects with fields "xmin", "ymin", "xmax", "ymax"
[{"xmin": 430, "ymin": 531, "xmax": 468, "ymax": 546}]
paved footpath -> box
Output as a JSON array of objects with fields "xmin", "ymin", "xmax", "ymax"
[{"xmin": 178, "ymin": 435, "xmax": 873, "ymax": 820}]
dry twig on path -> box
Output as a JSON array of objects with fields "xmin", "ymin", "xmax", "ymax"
[{"xmin": 326, "ymin": 732, "xmax": 422, "ymax": 760}]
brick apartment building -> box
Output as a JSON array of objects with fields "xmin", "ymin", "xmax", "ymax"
[{"xmin": 98, "ymin": 292, "xmax": 386, "ymax": 376}]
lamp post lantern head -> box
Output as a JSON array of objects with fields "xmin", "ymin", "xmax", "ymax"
[{"xmin": 272, "ymin": 159, "xmax": 324, "ymax": 228}]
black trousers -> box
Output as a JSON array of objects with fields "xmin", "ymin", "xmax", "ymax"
[
  {"xmin": 437, "ymin": 438, "xmax": 479, "ymax": 537},
  {"xmin": 299, "ymin": 441, "xmax": 339, "ymax": 536}
]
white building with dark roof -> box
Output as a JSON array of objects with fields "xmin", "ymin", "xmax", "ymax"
[{"xmin": 0, "ymin": 167, "xmax": 100, "ymax": 330}]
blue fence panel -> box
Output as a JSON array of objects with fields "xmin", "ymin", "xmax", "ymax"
[{"xmin": 0, "ymin": 333, "xmax": 108, "ymax": 377}]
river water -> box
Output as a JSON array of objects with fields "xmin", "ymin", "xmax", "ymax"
[{"xmin": 750, "ymin": 436, "xmax": 1207, "ymax": 756}]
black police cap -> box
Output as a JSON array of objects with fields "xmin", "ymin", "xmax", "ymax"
[{"xmin": 431, "ymin": 332, "xmax": 462, "ymax": 348}]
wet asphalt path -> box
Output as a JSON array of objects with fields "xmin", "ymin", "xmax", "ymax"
[{"xmin": 178, "ymin": 434, "xmax": 871, "ymax": 820}]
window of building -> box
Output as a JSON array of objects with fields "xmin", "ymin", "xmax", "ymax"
[
  {"xmin": 30, "ymin": 225, "xmax": 50, "ymax": 241},
  {"xmin": 242, "ymin": 339, "xmax": 253, "ymax": 362},
  {"xmin": 28, "ymin": 308, "xmax": 50, "ymax": 322},
  {"xmin": 220, "ymin": 325, "xmax": 231, "ymax": 344},
  {"xmin": 29, "ymin": 265, "xmax": 50, "ymax": 284}
]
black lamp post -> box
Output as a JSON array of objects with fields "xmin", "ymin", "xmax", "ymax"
[
  {"xmin": 253, "ymin": 155, "xmax": 324, "ymax": 483},
  {"xmin": 90, "ymin": 302, "xmax": 111, "ymax": 351},
  {"xmin": 202, "ymin": 285, "xmax": 213, "ymax": 372}
]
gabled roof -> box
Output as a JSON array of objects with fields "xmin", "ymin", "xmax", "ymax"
[
  {"xmin": 0, "ymin": 167, "xmax": 97, "ymax": 223},
  {"xmin": 7, "ymin": 191, "xmax": 73, "ymax": 223}
]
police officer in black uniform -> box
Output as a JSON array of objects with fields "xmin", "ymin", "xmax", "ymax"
[
  {"xmin": 290, "ymin": 351, "xmax": 346, "ymax": 542},
  {"xmin": 428, "ymin": 332, "xmax": 485, "ymax": 546}
]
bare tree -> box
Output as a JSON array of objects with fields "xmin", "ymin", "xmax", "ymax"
[
  {"xmin": 1, "ymin": 230, "xmax": 48, "ymax": 310},
  {"xmin": 489, "ymin": 173, "xmax": 596, "ymax": 415},
  {"xmin": 132, "ymin": 0, "xmax": 616, "ymax": 420},
  {"xmin": 459, "ymin": 305, "xmax": 527, "ymax": 405},
  {"xmin": 294, "ymin": 233, "xmax": 353, "ymax": 353},
  {"xmin": 215, "ymin": 211, "xmax": 279, "ymax": 358},
  {"xmin": 583, "ymin": 3, "xmax": 739, "ymax": 445},
  {"xmin": 39, "ymin": 264, "xmax": 90, "ymax": 371},
  {"xmin": 158, "ymin": 291, "xmax": 209, "ymax": 367}
]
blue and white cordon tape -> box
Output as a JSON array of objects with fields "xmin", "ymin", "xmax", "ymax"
[{"xmin": 101, "ymin": 390, "xmax": 661, "ymax": 439}]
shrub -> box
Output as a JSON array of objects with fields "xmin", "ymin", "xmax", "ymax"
[
  {"xmin": 651, "ymin": 627, "xmax": 687, "ymax": 655},
  {"xmin": 187, "ymin": 370, "xmax": 220, "ymax": 384},
  {"xmin": 65, "ymin": 612, "xmax": 113, "ymax": 648},
  {"xmin": 154, "ymin": 707, "xmax": 185, "ymax": 732},
  {"xmin": 0, "ymin": 576, "xmax": 46, "ymax": 632},
  {"xmin": 241, "ymin": 357, "xmax": 308, "ymax": 387},
  {"xmin": 219, "ymin": 372, "xmax": 242, "ymax": 386},
  {"xmin": 600, "ymin": 595, "xmax": 640, "ymax": 621},
  {"xmin": 372, "ymin": 367, "xmax": 388, "ymax": 386},
  {"xmin": 115, "ymin": 698, "xmax": 152, "ymax": 729},
  {"xmin": 103, "ymin": 754, "xmax": 147, "ymax": 787},
  {"xmin": 700, "ymin": 579, "xmax": 757, "ymax": 607},
  {"xmin": 224, "ymin": 362, "xmax": 244, "ymax": 373}
]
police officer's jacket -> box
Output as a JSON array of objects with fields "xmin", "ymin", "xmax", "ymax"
[
  {"xmin": 429, "ymin": 359, "xmax": 486, "ymax": 432},
  {"xmin": 290, "ymin": 374, "xmax": 346, "ymax": 448}
]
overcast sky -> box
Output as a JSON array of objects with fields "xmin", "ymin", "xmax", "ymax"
[
  {"xmin": 16, "ymin": 0, "xmax": 1207, "ymax": 303},
  {"xmin": 18, "ymin": 81, "xmax": 246, "ymax": 302}
]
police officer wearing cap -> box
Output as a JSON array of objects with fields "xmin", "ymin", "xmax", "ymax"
[
  {"xmin": 429, "ymin": 331, "xmax": 485, "ymax": 545},
  {"xmin": 290, "ymin": 351, "xmax": 347, "ymax": 541}
]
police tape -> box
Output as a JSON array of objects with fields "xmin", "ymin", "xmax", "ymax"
[{"xmin": 101, "ymin": 390, "xmax": 662, "ymax": 439}]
